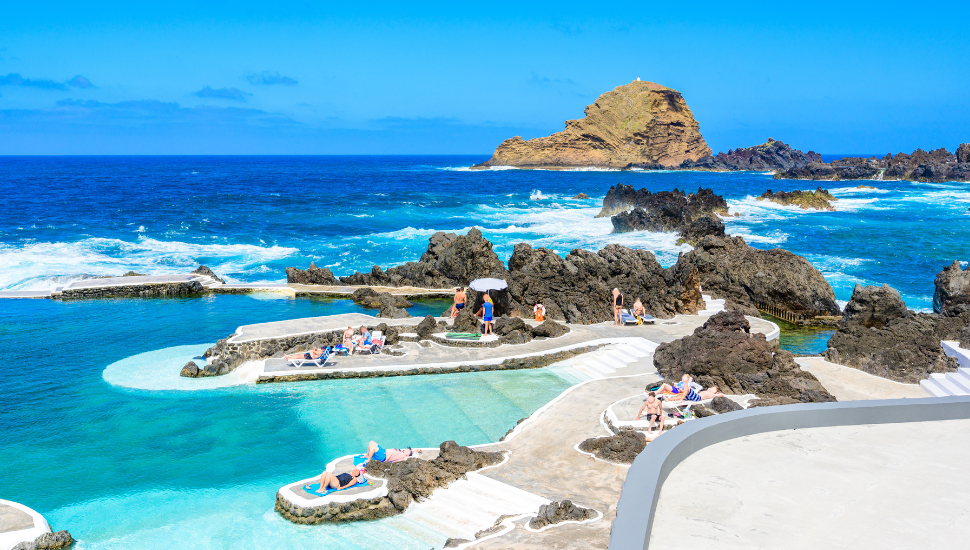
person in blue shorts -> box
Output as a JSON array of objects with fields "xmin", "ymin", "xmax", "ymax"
[
  {"xmin": 477, "ymin": 291, "xmax": 494, "ymax": 335},
  {"xmin": 363, "ymin": 441, "xmax": 421, "ymax": 463}
]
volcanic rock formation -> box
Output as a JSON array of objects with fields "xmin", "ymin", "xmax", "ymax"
[
  {"xmin": 825, "ymin": 284, "xmax": 967, "ymax": 383},
  {"xmin": 578, "ymin": 431, "xmax": 647, "ymax": 464},
  {"xmin": 474, "ymin": 80, "xmax": 711, "ymax": 169},
  {"xmin": 286, "ymin": 262, "xmax": 339, "ymax": 285},
  {"xmin": 681, "ymin": 139, "xmax": 821, "ymax": 171},
  {"xmin": 775, "ymin": 144, "xmax": 970, "ymax": 183},
  {"xmin": 654, "ymin": 311, "xmax": 836, "ymax": 406},
  {"xmin": 934, "ymin": 260, "xmax": 970, "ymax": 316},
  {"xmin": 604, "ymin": 186, "xmax": 729, "ymax": 244},
  {"xmin": 758, "ymin": 187, "xmax": 836, "ymax": 211},
  {"xmin": 677, "ymin": 235, "xmax": 841, "ymax": 319},
  {"xmin": 529, "ymin": 501, "xmax": 595, "ymax": 530}
]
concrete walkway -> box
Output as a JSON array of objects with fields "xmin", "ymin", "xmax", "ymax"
[
  {"xmin": 649, "ymin": 418, "xmax": 970, "ymax": 549},
  {"xmin": 0, "ymin": 500, "xmax": 50, "ymax": 550},
  {"xmin": 796, "ymin": 357, "xmax": 925, "ymax": 401}
]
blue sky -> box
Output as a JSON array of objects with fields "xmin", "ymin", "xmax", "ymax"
[{"xmin": 1, "ymin": 1, "xmax": 968, "ymax": 155}]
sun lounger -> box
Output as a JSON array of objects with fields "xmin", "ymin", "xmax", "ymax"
[
  {"xmin": 621, "ymin": 309, "xmax": 656, "ymax": 325},
  {"xmin": 286, "ymin": 346, "xmax": 332, "ymax": 368}
]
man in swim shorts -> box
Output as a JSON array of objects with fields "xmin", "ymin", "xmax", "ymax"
[
  {"xmin": 363, "ymin": 441, "xmax": 421, "ymax": 463},
  {"xmin": 306, "ymin": 467, "xmax": 366, "ymax": 493},
  {"xmin": 283, "ymin": 346, "xmax": 328, "ymax": 361},
  {"xmin": 450, "ymin": 287, "xmax": 467, "ymax": 318},
  {"xmin": 636, "ymin": 390, "xmax": 664, "ymax": 435}
]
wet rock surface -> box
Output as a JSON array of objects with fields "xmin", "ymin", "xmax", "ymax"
[
  {"xmin": 286, "ymin": 262, "xmax": 339, "ymax": 285},
  {"xmin": 599, "ymin": 184, "xmax": 727, "ymax": 219},
  {"xmin": 678, "ymin": 235, "xmax": 840, "ymax": 318},
  {"xmin": 654, "ymin": 312, "xmax": 836, "ymax": 405},
  {"xmin": 528, "ymin": 500, "xmax": 594, "ymax": 530},
  {"xmin": 681, "ymin": 139, "xmax": 821, "ymax": 172},
  {"xmin": 934, "ymin": 261, "xmax": 970, "ymax": 316},
  {"xmin": 774, "ymin": 144, "xmax": 970, "ymax": 183},
  {"xmin": 826, "ymin": 284, "xmax": 966, "ymax": 383},
  {"xmin": 757, "ymin": 187, "xmax": 836, "ymax": 211},
  {"xmin": 179, "ymin": 361, "xmax": 201, "ymax": 377},
  {"xmin": 578, "ymin": 431, "xmax": 646, "ymax": 464}
]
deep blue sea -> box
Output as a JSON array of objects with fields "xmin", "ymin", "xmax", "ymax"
[{"xmin": 1, "ymin": 156, "xmax": 968, "ymax": 549}]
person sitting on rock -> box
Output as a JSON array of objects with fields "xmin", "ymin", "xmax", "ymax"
[
  {"xmin": 660, "ymin": 374, "xmax": 724, "ymax": 402},
  {"xmin": 283, "ymin": 346, "xmax": 328, "ymax": 362},
  {"xmin": 449, "ymin": 287, "xmax": 467, "ymax": 318},
  {"xmin": 353, "ymin": 325, "xmax": 373, "ymax": 353},
  {"xmin": 362, "ymin": 441, "xmax": 422, "ymax": 463},
  {"xmin": 632, "ymin": 298, "xmax": 646, "ymax": 322},
  {"xmin": 612, "ymin": 288, "xmax": 623, "ymax": 326},
  {"xmin": 534, "ymin": 299, "xmax": 546, "ymax": 322},
  {"xmin": 635, "ymin": 390, "xmax": 665, "ymax": 435},
  {"xmin": 305, "ymin": 467, "xmax": 366, "ymax": 494}
]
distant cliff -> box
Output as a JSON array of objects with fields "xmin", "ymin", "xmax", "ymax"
[{"xmin": 473, "ymin": 80, "xmax": 712, "ymax": 169}]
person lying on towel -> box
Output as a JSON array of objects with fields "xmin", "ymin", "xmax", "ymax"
[
  {"xmin": 305, "ymin": 467, "xmax": 366, "ymax": 494},
  {"xmin": 363, "ymin": 440, "xmax": 422, "ymax": 463},
  {"xmin": 658, "ymin": 374, "xmax": 724, "ymax": 402},
  {"xmin": 283, "ymin": 346, "xmax": 328, "ymax": 361}
]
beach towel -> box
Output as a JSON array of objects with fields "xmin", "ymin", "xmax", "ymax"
[
  {"xmin": 446, "ymin": 332, "xmax": 482, "ymax": 340},
  {"xmin": 303, "ymin": 479, "xmax": 370, "ymax": 497},
  {"xmin": 353, "ymin": 454, "xmax": 369, "ymax": 468}
]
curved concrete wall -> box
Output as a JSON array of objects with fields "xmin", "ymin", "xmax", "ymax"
[{"xmin": 608, "ymin": 396, "xmax": 970, "ymax": 550}]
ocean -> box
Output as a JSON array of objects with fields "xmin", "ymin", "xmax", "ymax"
[{"xmin": 1, "ymin": 155, "xmax": 968, "ymax": 548}]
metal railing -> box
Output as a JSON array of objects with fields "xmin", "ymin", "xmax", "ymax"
[{"xmin": 608, "ymin": 396, "xmax": 970, "ymax": 550}]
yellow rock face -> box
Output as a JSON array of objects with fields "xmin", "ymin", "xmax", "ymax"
[{"xmin": 480, "ymin": 80, "xmax": 711, "ymax": 169}]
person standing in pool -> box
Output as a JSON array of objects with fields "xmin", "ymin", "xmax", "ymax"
[
  {"xmin": 612, "ymin": 288, "xmax": 624, "ymax": 326},
  {"xmin": 476, "ymin": 291, "xmax": 494, "ymax": 335}
]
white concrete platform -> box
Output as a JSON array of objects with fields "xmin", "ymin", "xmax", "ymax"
[{"xmin": 0, "ymin": 499, "xmax": 50, "ymax": 550}]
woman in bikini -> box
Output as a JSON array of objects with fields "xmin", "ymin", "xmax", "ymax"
[{"xmin": 612, "ymin": 288, "xmax": 623, "ymax": 326}]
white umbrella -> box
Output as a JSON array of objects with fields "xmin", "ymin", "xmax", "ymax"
[{"xmin": 469, "ymin": 278, "xmax": 508, "ymax": 292}]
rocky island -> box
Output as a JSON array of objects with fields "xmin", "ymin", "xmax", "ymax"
[
  {"xmin": 598, "ymin": 184, "xmax": 729, "ymax": 244},
  {"xmin": 473, "ymin": 80, "xmax": 712, "ymax": 169},
  {"xmin": 757, "ymin": 187, "xmax": 837, "ymax": 211}
]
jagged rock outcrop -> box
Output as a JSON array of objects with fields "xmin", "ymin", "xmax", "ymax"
[
  {"xmin": 775, "ymin": 144, "xmax": 970, "ymax": 183},
  {"xmin": 757, "ymin": 187, "xmax": 836, "ymax": 211},
  {"xmin": 934, "ymin": 261, "xmax": 970, "ymax": 315},
  {"xmin": 578, "ymin": 431, "xmax": 646, "ymax": 464},
  {"xmin": 597, "ymin": 185, "xmax": 728, "ymax": 218},
  {"xmin": 191, "ymin": 265, "xmax": 226, "ymax": 283},
  {"xmin": 180, "ymin": 361, "xmax": 201, "ymax": 377},
  {"xmin": 507, "ymin": 242, "xmax": 703, "ymax": 323},
  {"xmin": 681, "ymin": 139, "xmax": 821, "ymax": 171},
  {"xmin": 11, "ymin": 530, "xmax": 74, "ymax": 550},
  {"xmin": 286, "ymin": 262, "xmax": 339, "ymax": 285},
  {"xmin": 528, "ymin": 501, "xmax": 595, "ymax": 530},
  {"xmin": 676, "ymin": 235, "xmax": 840, "ymax": 318},
  {"xmin": 474, "ymin": 80, "xmax": 711, "ymax": 169},
  {"xmin": 710, "ymin": 395, "xmax": 743, "ymax": 413},
  {"xmin": 415, "ymin": 315, "xmax": 437, "ymax": 339},
  {"xmin": 825, "ymin": 284, "xmax": 966, "ymax": 383},
  {"xmin": 654, "ymin": 311, "xmax": 836, "ymax": 405},
  {"xmin": 351, "ymin": 287, "xmax": 413, "ymax": 318},
  {"xmin": 340, "ymin": 228, "xmax": 507, "ymax": 288}
]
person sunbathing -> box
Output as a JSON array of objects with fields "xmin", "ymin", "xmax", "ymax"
[
  {"xmin": 353, "ymin": 326, "xmax": 373, "ymax": 352},
  {"xmin": 305, "ymin": 467, "xmax": 366, "ymax": 494},
  {"xmin": 635, "ymin": 390, "xmax": 664, "ymax": 435},
  {"xmin": 363, "ymin": 441, "xmax": 422, "ymax": 463},
  {"xmin": 633, "ymin": 298, "xmax": 646, "ymax": 318},
  {"xmin": 284, "ymin": 346, "xmax": 328, "ymax": 361},
  {"xmin": 341, "ymin": 326, "xmax": 355, "ymax": 351},
  {"xmin": 659, "ymin": 374, "xmax": 724, "ymax": 402}
]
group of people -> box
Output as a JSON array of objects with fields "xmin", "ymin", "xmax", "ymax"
[
  {"xmin": 281, "ymin": 325, "xmax": 377, "ymax": 363},
  {"xmin": 611, "ymin": 288, "xmax": 649, "ymax": 326},
  {"xmin": 448, "ymin": 287, "xmax": 496, "ymax": 335},
  {"xmin": 305, "ymin": 441, "xmax": 422, "ymax": 494},
  {"xmin": 635, "ymin": 374, "xmax": 726, "ymax": 435}
]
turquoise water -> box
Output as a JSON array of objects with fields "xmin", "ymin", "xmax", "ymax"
[{"xmin": 0, "ymin": 295, "xmax": 572, "ymax": 548}]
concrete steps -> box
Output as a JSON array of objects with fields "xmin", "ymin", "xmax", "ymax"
[
  {"xmin": 921, "ymin": 367, "xmax": 970, "ymax": 397},
  {"xmin": 399, "ymin": 472, "xmax": 548, "ymax": 541},
  {"xmin": 697, "ymin": 294, "xmax": 726, "ymax": 316}
]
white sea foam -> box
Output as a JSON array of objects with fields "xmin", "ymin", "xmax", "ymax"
[
  {"xmin": 0, "ymin": 237, "xmax": 299, "ymax": 291},
  {"xmin": 529, "ymin": 189, "xmax": 549, "ymax": 200},
  {"xmin": 829, "ymin": 186, "xmax": 892, "ymax": 194}
]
